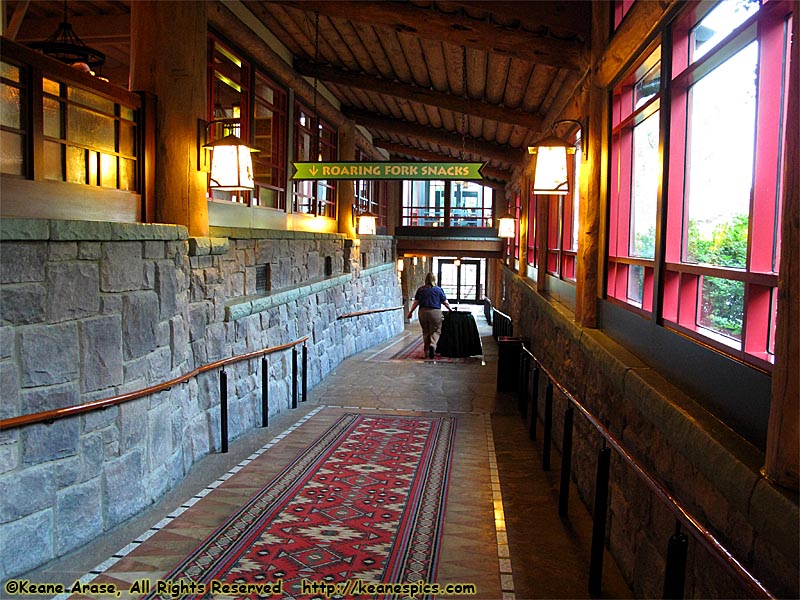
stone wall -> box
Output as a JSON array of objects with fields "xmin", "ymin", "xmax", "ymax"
[
  {"xmin": 499, "ymin": 269, "xmax": 798, "ymax": 599},
  {"xmin": 0, "ymin": 219, "xmax": 402, "ymax": 579}
]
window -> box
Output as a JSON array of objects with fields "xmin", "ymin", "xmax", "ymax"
[
  {"xmin": 252, "ymin": 72, "xmax": 287, "ymax": 210},
  {"xmin": 544, "ymin": 137, "xmax": 581, "ymax": 282},
  {"xmin": 605, "ymin": 0, "xmax": 791, "ymax": 369},
  {"xmin": 526, "ymin": 182, "xmax": 539, "ymax": 268},
  {"xmin": 293, "ymin": 102, "xmax": 337, "ymax": 217},
  {"xmin": 355, "ymin": 148, "xmax": 388, "ymax": 229},
  {"xmin": 401, "ymin": 180, "xmax": 445, "ymax": 226},
  {"xmin": 207, "ymin": 36, "xmax": 250, "ymax": 204},
  {"xmin": 662, "ymin": 0, "xmax": 790, "ymax": 366},
  {"xmin": 1, "ymin": 61, "xmax": 25, "ymax": 176},
  {"xmin": 450, "ymin": 181, "xmax": 493, "ymax": 227},
  {"xmin": 607, "ymin": 47, "xmax": 661, "ymax": 313},
  {"xmin": 401, "ymin": 180, "xmax": 493, "ymax": 228}
]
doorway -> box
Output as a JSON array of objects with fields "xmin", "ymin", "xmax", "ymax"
[{"xmin": 437, "ymin": 259, "xmax": 483, "ymax": 304}]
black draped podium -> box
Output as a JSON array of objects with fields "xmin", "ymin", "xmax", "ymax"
[{"xmin": 437, "ymin": 311, "xmax": 483, "ymax": 358}]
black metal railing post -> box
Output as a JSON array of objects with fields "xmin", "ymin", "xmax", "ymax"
[
  {"xmin": 663, "ymin": 523, "xmax": 689, "ymax": 599},
  {"xmin": 220, "ymin": 368, "xmax": 228, "ymax": 453},
  {"xmin": 302, "ymin": 343, "xmax": 308, "ymax": 402},
  {"xmin": 518, "ymin": 353, "xmax": 529, "ymax": 416},
  {"xmin": 261, "ymin": 357, "xmax": 269, "ymax": 427},
  {"xmin": 542, "ymin": 380, "xmax": 553, "ymax": 471},
  {"xmin": 529, "ymin": 364, "xmax": 540, "ymax": 440},
  {"xmin": 291, "ymin": 347, "xmax": 298, "ymax": 409},
  {"xmin": 589, "ymin": 445, "xmax": 611, "ymax": 595},
  {"xmin": 558, "ymin": 405, "xmax": 574, "ymax": 517}
]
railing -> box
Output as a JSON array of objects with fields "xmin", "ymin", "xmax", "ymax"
[
  {"xmin": 514, "ymin": 343, "xmax": 775, "ymax": 599},
  {"xmin": 337, "ymin": 306, "xmax": 404, "ymax": 320},
  {"xmin": 0, "ymin": 337, "xmax": 310, "ymax": 454},
  {"xmin": 492, "ymin": 308, "xmax": 513, "ymax": 339}
]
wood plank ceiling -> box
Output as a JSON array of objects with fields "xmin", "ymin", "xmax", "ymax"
[{"xmin": 8, "ymin": 0, "xmax": 593, "ymax": 186}]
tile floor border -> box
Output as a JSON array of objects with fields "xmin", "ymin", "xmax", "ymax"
[{"xmin": 485, "ymin": 413, "xmax": 516, "ymax": 600}]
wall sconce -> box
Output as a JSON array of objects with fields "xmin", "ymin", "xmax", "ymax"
[
  {"xmin": 527, "ymin": 119, "xmax": 585, "ymax": 196},
  {"xmin": 396, "ymin": 258, "xmax": 405, "ymax": 272},
  {"xmin": 497, "ymin": 213, "xmax": 516, "ymax": 238},
  {"xmin": 412, "ymin": 256, "xmax": 418, "ymax": 266},
  {"xmin": 356, "ymin": 211, "xmax": 378, "ymax": 236},
  {"xmin": 453, "ymin": 258, "xmax": 461, "ymax": 267},
  {"xmin": 198, "ymin": 118, "xmax": 257, "ymax": 191}
]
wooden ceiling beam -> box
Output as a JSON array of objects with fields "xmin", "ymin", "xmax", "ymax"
[
  {"xmin": 447, "ymin": 1, "xmax": 591, "ymax": 39},
  {"xmin": 15, "ymin": 14, "xmax": 130, "ymax": 42},
  {"xmin": 270, "ymin": 1, "xmax": 585, "ymax": 71},
  {"xmin": 594, "ymin": 0, "xmax": 682, "ymax": 88},
  {"xmin": 295, "ymin": 59, "xmax": 543, "ymax": 131},
  {"xmin": 345, "ymin": 109, "xmax": 522, "ymax": 165},
  {"xmin": 373, "ymin": 140, "xmax": 511, "ymax": 182}
]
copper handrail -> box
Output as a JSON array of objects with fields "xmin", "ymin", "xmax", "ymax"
[
  {"xmin": 0, "ymin": 336, "xmax": 309, "ymax": 431},
  {"xmin": 519, "ymin": 344, "xmax": 775, "ymax": 599},
  {"xmin": 337, "ymin": 306, "xmax": 404, "ymax": 319}
]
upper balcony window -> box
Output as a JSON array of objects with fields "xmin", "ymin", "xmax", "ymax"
[{"xmin": 401, "ymin": 180, "xmax": 493, "ymax": 228}]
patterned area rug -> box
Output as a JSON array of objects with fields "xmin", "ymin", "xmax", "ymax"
[
  {"xmin": 390, "ymin": 336, "xmax": 483, "ymax": 364},
  {"xmin": 148, "ymin": 413, "xmax": 456, "ymax": 599}
]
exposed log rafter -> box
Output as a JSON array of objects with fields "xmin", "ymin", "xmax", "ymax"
[
  {"xmin": 295, "ymin": 59, "xmax": 544, "ymax": 131},
  {"xmin": 344, "ymin": 109, "xmax": 523, "ymax": 165},
  {"xmin": 269, "ymin": 0, "xmax": 586, "ymax": 71}
]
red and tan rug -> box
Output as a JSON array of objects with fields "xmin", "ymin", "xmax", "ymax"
[
  {"xmin": 147, "ymin": 413, "xmax": 456, "ymax": 599},
  {"xmin": 390, "ymin": 336, "xmax": 482, "ymax": 364}
]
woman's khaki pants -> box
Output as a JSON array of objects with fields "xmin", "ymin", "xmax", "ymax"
[{"xmin": 418, "ymin": 307, "xmax": 443, "ymax": 353}]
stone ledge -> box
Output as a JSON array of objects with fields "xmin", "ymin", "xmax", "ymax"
[
  {"xmin": 188, "ymin": 237, "xmax": 230, "ymax": 256},
  {"xmin": 0, "ymin": 219, "xmax": 188, "ymax": 242},
  {"xmin": 224, "ymin": 262, "xmax": 394, "ymax": 321},
  {"xmin": 209, "ymin": 226, "xmax": 347, "ymax": 241}
]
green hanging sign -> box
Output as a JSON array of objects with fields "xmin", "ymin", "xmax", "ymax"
[{"xmin": 291, "ymin": 161, "xmax": 485, "ymax": 180}]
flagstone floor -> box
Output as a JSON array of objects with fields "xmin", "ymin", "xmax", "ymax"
[{"xmin": 18, "ymin": 305, "xmax": 632, "ymax": 600}]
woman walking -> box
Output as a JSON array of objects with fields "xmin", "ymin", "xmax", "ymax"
[{"xmin": 407, "ymin": 272, "xmax": 453, "ymax": 359}]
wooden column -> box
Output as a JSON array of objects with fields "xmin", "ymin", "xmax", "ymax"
[
  {"xmin": 129, "ymin": 0, "xmax": 209, "ymax": 236},
  {"xmin": 337, "ymin": 124, "xmax": 356, "ymax": 238},
  {"xmin": 574, "ymin": 84, "xmax": 604, "ymax": 328},
  {"xmin": 764, "ymin": 9, "xmax": 799, "ymax": 491},
  {"xmin": 575, "ymin": 1, "xmax": 610, "ymax": 328}
]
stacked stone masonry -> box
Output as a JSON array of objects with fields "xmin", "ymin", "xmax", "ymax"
[
  {"xmin": 0, "ymin": 220, "xmax": 402, "ymax": 579},
  {"xmin": 499, "ymin": 269, "xmax": 799, "ymax": 599}
]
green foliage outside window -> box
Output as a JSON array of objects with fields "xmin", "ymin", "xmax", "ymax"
[{"xmin": 688, "ymin": 214, "xmax": 748, "ymax": 339}]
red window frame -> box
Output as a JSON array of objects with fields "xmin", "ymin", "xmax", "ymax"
[
  {"xmin": 526, "ymin": 182, "xmax": 538, "ymax": 268},
  {"xmin": 662, "ymin": 0, "xmax": 791, "ymax": 367},
  {"xmin": 607, "ymin": 47, "xmax": 661, "ymax": 315}
]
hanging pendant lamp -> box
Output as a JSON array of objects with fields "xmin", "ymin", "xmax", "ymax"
[{"xmin": 28, "ymin": 1, "xmax": 106, "ymax": 70}]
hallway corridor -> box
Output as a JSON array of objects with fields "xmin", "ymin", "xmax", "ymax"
[{"xmin": 18, "ymin": 307, "xmax": 631, "ymax": 600}]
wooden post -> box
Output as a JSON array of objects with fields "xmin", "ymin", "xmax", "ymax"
[
  {"xmin": 129, "ymin": 0, "xmax": 209, "ymax": 236},
  {"xmin": 575, "ymin": 2, "xmax": 610, "ymax": 328},
  {"xmin": 764, "ymin": 9, "xmax": 799, "ymax": 491},
  {"xmin": 337, "ymin": 124, "xmax": 356, "ymax": 238}
]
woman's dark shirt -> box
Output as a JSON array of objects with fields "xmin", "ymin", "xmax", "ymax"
[{"xmin": 414, "ymin": 285, "xmax": 448, "ymax": 309}]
